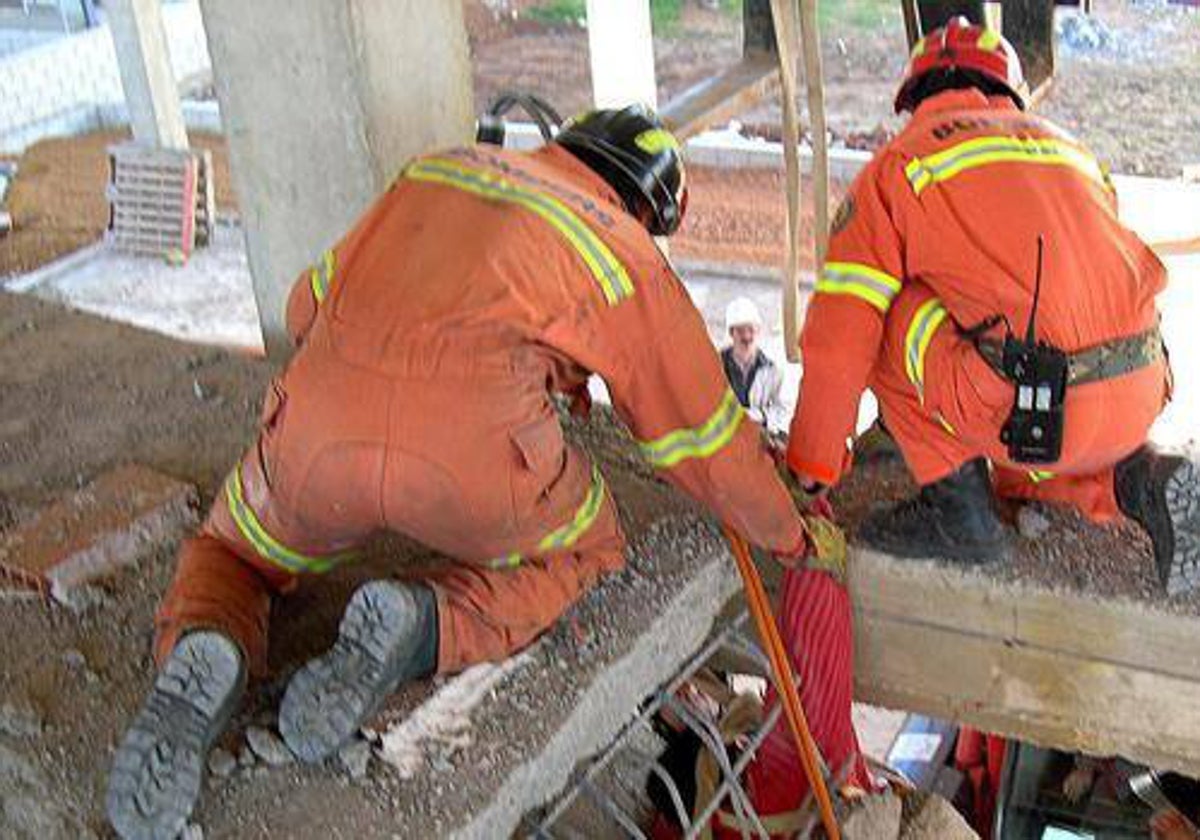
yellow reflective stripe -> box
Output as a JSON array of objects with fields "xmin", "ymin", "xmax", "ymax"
[
  {"xmin": 905, "ymin": 135, "xmax": 1107, "ymax": 195},
  {"xmin": 224, "ymin": 465, "xmax": 355, "ymax": 574},
  {"xmin": 1029, "ymin": 469, "xmax": 1055, "ymax": 483},
  {"xmin": 815, "ymin": 261, "xmax": 903, "ymax": 313},
  {"xmin": 537, "ymin": 464, "xmax": 607, "ymax": 552},
  {"xmin": 936, "ymin": 413, "xmax": 957, "ymax": 436},
  {"xmin": 904, "ymin": 297, "xmax": 949, "ymax": 401},
  {"xmin": 634, "ymin": 128, "xmax": 680, "ymax": 155},
  {"xmin": 977, "ymin": 29, "xmax": 1002, "ymax": 51},
  {"xmin": 638, "ymin": 388, "xmax": 744, "ymax": 469},
  {"xmin": 309, "ymin": 249, "xmax": 335, "ymax": 305},
  {"xmin": 405, "ymin": 157, "xmax": 634, "ymax": 305},
  {"xmin": 486, "ymin": 466, "xmax": 609, "ymax": 569}
]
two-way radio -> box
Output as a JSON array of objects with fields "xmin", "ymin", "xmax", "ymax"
[{"xmin": 999, "ymin": 236, "xmax": 1069, "ymax": 464}]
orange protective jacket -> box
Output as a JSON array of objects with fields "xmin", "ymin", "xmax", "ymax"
[
  {"xmin": 787, "ymin": 89, "xmax": 1168, "ymax": 486},
  {"xmin": 288, "ymin": 143, "xmax": 806, "ymax": 557}
]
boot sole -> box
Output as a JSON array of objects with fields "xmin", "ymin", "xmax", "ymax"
[
  {"xmin": 1163, "ymin": 457, "xmax": 1200, "ymax": 595},
  {"xmin": 279, "ymin": 581, "xmax": 426, "ymax": 764},
  {"xmin": 106, "ymin": 632, "xmax": 243, "ymax": 840}
]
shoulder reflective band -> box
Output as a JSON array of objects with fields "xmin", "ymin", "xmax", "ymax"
[
  {"xmin": 487, "ymin": 465, "xmax": 609, "ymax": 569},
  {"xmin": 309, "ymin": 249, "xmax": 335, "ymax": 305},
  {"xmin": 638, "ymin": 388, "xmax": 745, "ymax": 469},
  {"xmin": 904, "ymin": 297, "xmax": 949, "ymax": 402},
  {"xmin": 405, "ymin": 157, "xmax": 634, "ymax": 305},
  {"xmin": 904, "ymin": 135, "xmax": 1107, "ymax": 196},
  {"xmin": 816, "ymin": 261, "xmax": 902, "ymax": 313},
  {"xmin": 224, "ymin": 465, "xmax": 356, "ymax": 574}
]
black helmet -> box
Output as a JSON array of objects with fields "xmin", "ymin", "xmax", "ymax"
[{"xmin": 555, "ymin": 105, "xmax": 688, "ymax": 237}]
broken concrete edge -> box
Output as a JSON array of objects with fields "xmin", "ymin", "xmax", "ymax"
[
  {"xmin": 0, "ymin": 464, "xmax": 199, "ymax": 604},
  {"xmin": 449, "ymin": 519, "xmax": 742, "ymax": 840}
]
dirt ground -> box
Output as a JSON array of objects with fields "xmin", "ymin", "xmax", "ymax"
[
  {"xmin": 2, "ymin": 289, "xmax": 1196, "ymax": 838},
  {"xmin": 0, "ymin": 130, "xmax": 234, "ymax": 277}
]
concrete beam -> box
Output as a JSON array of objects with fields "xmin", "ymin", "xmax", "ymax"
[
  {"xmin": 198, "ymin": 0, "xmax": 473, "ymax": 356},
  {"xmin": 851, "ymin": 548, "xmax": 1200, "ymax": 776},
  {"xmin": 585, "ymin": 0, "xmax": 658, "ymax": 109},
  {"xmin": 106, "ymin": 0, "xmax": 188, "ymax": 150}
]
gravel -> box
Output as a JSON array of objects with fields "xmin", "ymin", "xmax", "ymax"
[{"xmin": 245, "ymin": 726, "xmax": 293, "ymax": 767}]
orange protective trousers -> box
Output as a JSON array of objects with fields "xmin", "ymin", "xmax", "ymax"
[{"xmin": 157, "ymin": 144, "xmax": 806, "ymax": 677}]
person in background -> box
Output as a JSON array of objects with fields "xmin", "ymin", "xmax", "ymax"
[{"xmin": 721, "ymin": 297, "xmax": 788, "ymax": 436}]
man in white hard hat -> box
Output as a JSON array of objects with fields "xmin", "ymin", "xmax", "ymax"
[{"xmin": 721, "ymin": 297, "xmax": 787, "ymax": 436}]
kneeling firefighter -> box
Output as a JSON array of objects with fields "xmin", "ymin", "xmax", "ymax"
[
  {"xmin": 786, "ymin": 18, "xmax": 1198, "ymax": 593},
  {"xmin": 105, "ymin": 98, "xmax": 836, "ymax": 839}
]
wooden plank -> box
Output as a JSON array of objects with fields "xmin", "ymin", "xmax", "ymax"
[
  {"xmin": 850, "ymin": 546, "xmax": 1200, "ymax": 774},
  {"xmin": 851, "ymin": 549, "xmax": 1200, "ymax": 681},
  {"xmin": 855, "ymin": 613, "xmax": 1200, "ymax": 776},
  {"xmin": 659, "ymin": 55, "xmax": 779, "ymax": 142}
]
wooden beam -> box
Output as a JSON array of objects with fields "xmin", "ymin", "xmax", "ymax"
[
  {"xmin": 1003, "ymin": 0, "xmax": 1057, "ymax": 91},
  {"xmin": 850, "ymin": 548, "xmax": 1200, "ymax": 775},
  {"xmin": 659, "ymin": 56, "xmax": 779, "ymax": 142}
]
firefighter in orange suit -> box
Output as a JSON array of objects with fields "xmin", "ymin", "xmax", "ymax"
[
  {"xmin": 107, "ymin": 105, "xmax": 821, "ymax": 840},
  {"xmin": 787, "ymin": 19, "xmax": 1198, "ymax": 592}
]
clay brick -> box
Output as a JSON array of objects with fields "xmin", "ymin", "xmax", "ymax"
[{"xmin": 0, "ymin": 465, "xmax": 198, "ymax": 601}]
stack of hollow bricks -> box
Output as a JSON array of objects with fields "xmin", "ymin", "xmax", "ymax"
[{"xmin": 106, "ymin": 141, "xmax": 216, "ymax": 260}]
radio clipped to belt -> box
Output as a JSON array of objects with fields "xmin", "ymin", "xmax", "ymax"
[{"xmin": 998, "ymin": 236, "xmax": 1068, "ymax": 464}]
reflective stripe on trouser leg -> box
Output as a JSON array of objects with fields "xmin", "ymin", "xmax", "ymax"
[
  {"xmin": 223, "ymin": 463, "xmax": 357, "ymax": 575},
  {"xmin": 487, "ymin": 463, "xmax": 609, "ymax": 569},
  {"xmin": 428, "ymin": 489, "xmax": 626, "ymax": 673},
  {"xmin": 904, "ymin": 296, "xmax": 949, "ymax": 403}
]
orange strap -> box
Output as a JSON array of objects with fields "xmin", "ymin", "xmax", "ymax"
[{"xmin": 723, "ymin": 525, "xmax": 842, "ymax": 840}]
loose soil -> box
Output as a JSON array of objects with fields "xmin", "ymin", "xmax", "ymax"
[
  {"xmin": 1, "ymin": 291, "xmax": 1196, "ymax": 838},
  {"xmin": 0, "ymin": 130, "xmax": 234, "ymax": 277}
]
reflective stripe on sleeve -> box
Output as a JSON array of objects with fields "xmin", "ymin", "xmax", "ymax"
[
  {"xmin": 309, "ymin": 249, "xmax": 335, "ymax": 305},
  {"xmin": 815, "ymin": 261, "xmax": 902, "ymax": 313},
  {"xmin": 904, "ymin": 135, "xmax": 1108, "ymax": 196},
  {"xmin": 486, "ymin": 465, "xmax": 609, "ymax": 569},
  {"xmin": 904, "ymin": 297, "xmax": 949, "ymax": 402},
  {"xmin": 637, "ymin": 388, "xmax": 745, "ymax": 469},
  {"xmin": 405, "ymin": 157, "xmax": 634, "ymax": 305},
  {"xmin": 224, "ymin": 465, "xmax": 356, "ymax": 574}
]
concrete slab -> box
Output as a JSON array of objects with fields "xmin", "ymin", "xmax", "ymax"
[
  {"xmin": 0, "ymin": 464, "xmax": 197, "ymax": 603},
  {"xmin": 372, "ymin": 517, "xmax": 741, "ymax": 839},
  {"xmin": 5, "ymin": 222, "xmax": 263, "ymax": 352}
]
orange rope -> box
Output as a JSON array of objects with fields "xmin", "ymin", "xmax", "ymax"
[{"xmin": 723, "ymin": 525, "xmax": 841, "ymax": 840}]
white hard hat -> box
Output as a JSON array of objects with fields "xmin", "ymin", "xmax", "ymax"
[{"xmin": 725, "ymin": 297, "xmax": 762, "ymax": 333}]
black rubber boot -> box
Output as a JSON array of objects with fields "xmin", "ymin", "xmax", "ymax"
[
  {"xmin": 1114, "ymin": 444, "xmax": 1200, "ymax": 595},
  {"xmin": 106, "ymin": 631, "xmax": 245, "ymax": 840},
  {"xmin": 278, "ymin": 580, "xmax": 438, "ymax": 763},
  {"xmin": 859, "ymin": 458, "xmax": 1013, "ymax": 564}
]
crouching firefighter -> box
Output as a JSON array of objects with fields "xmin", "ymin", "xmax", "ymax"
[
  {"xmin": 105, "ymin": 101, "xmax": 832, "ymax": 839},
  {"xmin": 785, "ymin": 18, "xmax": 1199, "ymax": 593}
]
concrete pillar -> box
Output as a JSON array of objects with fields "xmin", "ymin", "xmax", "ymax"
[
  {"xmin": 198, "ymin": 0, "xmax": 473, "ymax": 356},
  {"xmin": 585, "ymin": 0, "xmax": 658, "ymax": 109},
  {"xmin": 106, "ymin": 0, "xmax": 188, "ymax": 150}
]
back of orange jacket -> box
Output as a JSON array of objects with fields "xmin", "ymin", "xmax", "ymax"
[
  {"xmin": 788, "ymin": 89, "xmax": 1168, "ymax": 485},
  {"xmin": 286, "ymin": 143, "xmax": 806, "ymax": 556}
]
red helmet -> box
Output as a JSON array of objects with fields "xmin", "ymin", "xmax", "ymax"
[{"xmin": 894, "ymin": 17, "xmax": 1025, "ymax": 114}]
